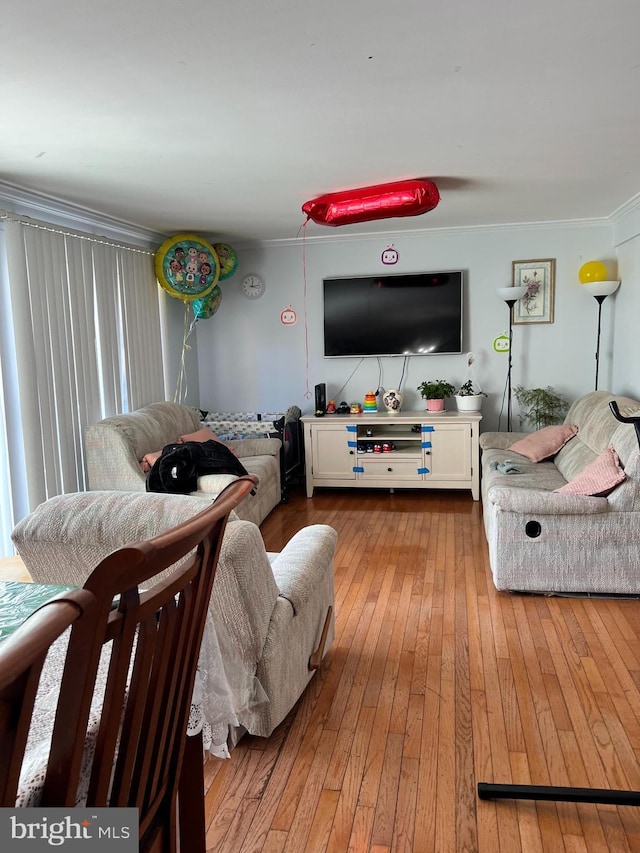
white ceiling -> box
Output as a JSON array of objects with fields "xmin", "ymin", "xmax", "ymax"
[{"xmin": 2, "ymin": 0, "xmax": 640, "ymax": 243}]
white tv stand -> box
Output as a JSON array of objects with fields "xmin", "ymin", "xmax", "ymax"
[{"xmin": 301, "ymin": 410, "xmax": 482, "ymax": 500}]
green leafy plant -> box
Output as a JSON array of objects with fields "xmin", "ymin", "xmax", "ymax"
[
  {"xmin": 455, "ymin": 380, "xmax": 487, "ymax": 397},
  {"xmin": 514, "ymin": 385, "xmax": 569, "ymax": 430},
  {"xmin": 417, "ymin": 380, "xmax": 455, "ymax": 400}
]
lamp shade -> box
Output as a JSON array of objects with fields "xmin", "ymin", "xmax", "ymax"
[
  {"xmin": 497, "ymin": 286, "xmax": 528, "ymax": 302},
  {"xmin": 582, "ymin": 280, "xmax": 620, "ymax": 298}
]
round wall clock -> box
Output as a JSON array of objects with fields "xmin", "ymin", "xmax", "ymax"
[{"xmin": 241, "ymin": 273, "xmax": 265, "ymax": 300}]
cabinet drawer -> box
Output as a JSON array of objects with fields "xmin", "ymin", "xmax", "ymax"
[{"xmin": 358, "ymin": 458, "xmax": 423, "ymax": 480}]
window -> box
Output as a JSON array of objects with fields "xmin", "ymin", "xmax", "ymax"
[{"xmin": 0, "ymin": 216, "xmax": 165, "ymax": 556}]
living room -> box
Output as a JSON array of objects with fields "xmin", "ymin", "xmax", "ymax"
[{"xmin": 2, "ymin": 1, "xmax": 640, "ymax": 850}]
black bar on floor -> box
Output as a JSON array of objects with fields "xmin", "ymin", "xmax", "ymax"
[{"xmin": 478, "ymin": 782, "xmax": 640, "ymax": 807}]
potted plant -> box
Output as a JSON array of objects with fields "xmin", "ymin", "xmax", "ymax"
[
  {"xmin": 454, "ymin": 380, "xmax": 487, "ymax": 412},
  {"xmin": 417, "ymin": 380, "xmax": 455, "ymax": 412},
  {"xmin": 514, "ymin": 385, "xmax": 569, "ymax": 430}
]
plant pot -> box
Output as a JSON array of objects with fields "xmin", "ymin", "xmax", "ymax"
[
  {"xmin": 426, "ymin": 399, "xmax": 445, "ymax": 412},
  {"xmin": 455, "ymin": 394, "xmax": 484, "ymax": 412}
]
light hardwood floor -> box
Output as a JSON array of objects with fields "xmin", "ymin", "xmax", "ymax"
[
  {"xmin": 204, "ymin": 487, "xmax": 640, "ymax": 852},
  {"xmin": 4, "ymin": 489, "xmax": 640, "ymax": 850}
]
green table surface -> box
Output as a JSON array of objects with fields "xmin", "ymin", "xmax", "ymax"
[{"xmin": 0, "ymin": 581, "xmax": 76, "ymax": 642}]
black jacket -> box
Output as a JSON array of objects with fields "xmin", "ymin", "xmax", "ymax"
[{"xmin": 146, "ymin": 440, "xmax": 249, "ymax": 494}]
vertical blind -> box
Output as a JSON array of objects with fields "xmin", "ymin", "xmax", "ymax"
[{"xmin": 0, "ymin": 217, "xmax": 165, "ymax": 554}]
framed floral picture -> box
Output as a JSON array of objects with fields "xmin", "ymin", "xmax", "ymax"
[{"xmin": 512, "ymin": 258, "xmax": 555, "ymax": 324}]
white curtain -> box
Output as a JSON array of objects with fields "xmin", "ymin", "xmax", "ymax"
[{"xmin": 0, "ymin": 217, "xmax": 165, "ymax": 554}]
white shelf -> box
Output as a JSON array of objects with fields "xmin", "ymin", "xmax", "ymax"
[{"xmin": 302, "ymin": 410, "xmax": 482, "ymax": 500}]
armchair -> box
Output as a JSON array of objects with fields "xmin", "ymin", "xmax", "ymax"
[{"xmin": 11, "ymin": 489, "xmax": 337, "ymax": 749}]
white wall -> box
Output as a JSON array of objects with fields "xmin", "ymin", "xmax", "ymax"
[
  {"xmin": 612, "ymin": 198, "xmax": 640, "ymax": 400},
  {"xmin": 196, "ymin": 221, "xmax": 616, "ymax": 429}
]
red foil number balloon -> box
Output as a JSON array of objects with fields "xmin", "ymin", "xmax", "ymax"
[{"xmin": 302, "ymin": 179, "xmax": 440, "ymax": 227}]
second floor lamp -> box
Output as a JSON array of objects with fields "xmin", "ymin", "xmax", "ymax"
[
  {"xmin": 497, "ymin": 286, "xmax": 528, "ymax": 430},
  {"xmin": 582, "ymin": 279, "xmax": 620, "ymax": 390}
]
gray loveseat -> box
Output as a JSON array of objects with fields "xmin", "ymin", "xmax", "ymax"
[
  {"xmin": 84, "ymin": 402, "xmax": 281, "ymax": 526},
  {"xmin": 480, "ymin": 390, "xmax": 640, "ymax": 594}
]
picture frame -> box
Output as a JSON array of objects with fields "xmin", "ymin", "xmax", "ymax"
[{"xmin": 512, "ymin": 258, "xmax": 555, "ymax": 324}]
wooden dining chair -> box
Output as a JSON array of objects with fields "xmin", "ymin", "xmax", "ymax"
[
  {"xmin": 41, "ymin": 474, "xmax": 258, "ymax": 852},
  {"xmin": 0, "ymin": 588, "xmax": 96, "ymax": 806}
]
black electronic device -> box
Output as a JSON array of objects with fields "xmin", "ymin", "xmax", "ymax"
[
  {"xmin": 323, "ymin": 270, "xmax": 463, "ymax": 357},
  {"xmin": 314, "ymin": 383, "xmax": 326, "ymax": 416}
]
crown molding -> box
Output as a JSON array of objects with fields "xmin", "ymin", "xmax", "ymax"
[
  {"xmin": 0, "ymin": 181, "xmax": 163, "ymax": 248},
  {"xmin": 2, "ymin": 178, "xmax": 629, "ymax": 251},
  {"xmin": 234, "ymin": 215, "xmax": 613, "ymax": 250},
  {"xmin": 609, "ymin": 192, "xmax": 640, "ymax": 247}
]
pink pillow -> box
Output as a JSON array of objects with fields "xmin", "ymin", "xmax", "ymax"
[
  {"xmin": 178, "ymin": 428, "xmax": 219, "ymax": 444},
  {"xmin": 508, "ymin": 424, "xmax": 578, "ymax": 463},
  {"xmin": 554, "ymin": 447, "xmax": 626, "ymax": 496},
  {"xmin": 178, "ymin": 427, "xmax": 237, "ymax": 456},
  {"xmin": 140, "ymin": 450, "xmax": 162, "ymax": 473}
]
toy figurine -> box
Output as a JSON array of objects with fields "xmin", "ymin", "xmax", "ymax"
[
  {"xmin": 326, "ymin": 399, "xmax": 336, "ymax": 414},
  {"xmin": 363, "ymin": 391, "xmax": 377, "ymax": 412},
  {"xmin": 350, "ymin": 402, "xmax": 363, "ymax": 414}
]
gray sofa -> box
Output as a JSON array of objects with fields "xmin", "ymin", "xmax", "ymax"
[
  {"xmin": 480, "ymin": 390, "xmax": 640, "ymax": 594},
  {"xmin": 11, "ymin": 490, "xmax": 337, "ymax": 751},
  {"xmin": 84, "ymin": 402, "xmax": 281, "ymax": 527}
]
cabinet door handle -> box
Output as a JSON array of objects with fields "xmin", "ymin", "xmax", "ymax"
[
  {"xmin": 387, "ymin": 467, "xmax": 393, "ymax": 472},
  {"xmin": 425, "ymin": 450, "xmax": 431, "ymax": 455},
  {"xmin": 349, "ymin": 450, "xmax": 354, "ymax": 455}
]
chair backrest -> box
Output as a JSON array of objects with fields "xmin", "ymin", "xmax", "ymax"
[
  {"xmin": 41, "ymin": 475, "xmax": 258, "ymax": 848},
  {"xmin": 0, "ymin": 588, "xmax": 96, "ymax": 806}
]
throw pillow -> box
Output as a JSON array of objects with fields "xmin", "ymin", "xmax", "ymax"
[
  {"xmin": 508, "ymin": 424, "xmax": 578, "ymax": 463},
  {"xmin": 554, "ymin": 446, "xmax": 626, "ymax": 496},
  {"xmin": 178, "ymin": 428, "xmax": 220, "ymax": 444},
  {"xmin": 178, "ymin": 427, "xmax": 237, "ymax": 456}
]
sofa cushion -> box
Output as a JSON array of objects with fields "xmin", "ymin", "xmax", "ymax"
[
  {"xmin": 508, "ymin": 424, "xmax": 578, "ymax": 462},
  {"xmin": 554, "ymin": 446, "xmax": 626, "ymax": 496},
  {"xmin": 480, "ymin": 449, "xmax": 567, "ymax": 502}
]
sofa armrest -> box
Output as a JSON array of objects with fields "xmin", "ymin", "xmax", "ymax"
[
  {"xmin": 487, "ymin": 486, "xmax": 609, "ymax": 515},
  {"xmin": 480, "ymin": 431, "xmax": 529, "ymax": 451},
  {"xmin": 225, "ymin": 437, "xmax": 282, "ymax": 458},
  {"xmin": 269, "ymin": 525, "xmax": 338, "ymax": 614},
  {"xmin": 84, "ymin": 423, "xmax": 147, "ymax": 491}
]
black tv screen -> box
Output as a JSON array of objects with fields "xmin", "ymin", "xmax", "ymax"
[{"xmin": 323, "ymin": 271, "xmax": 463, "ymax": 357}]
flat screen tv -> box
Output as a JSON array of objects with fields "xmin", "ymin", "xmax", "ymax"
[{"xmin": 323, "ymin": 270, "xmax": 463, "ymax": 357}]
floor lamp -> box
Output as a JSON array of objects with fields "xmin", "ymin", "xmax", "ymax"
[
  {"xmin": 582, "ymin": 280, "xmax": 620, "ymax": 390},
  {"xmin": 496, "ymin": 286, "xmax": 528, "ymax": 431}
]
